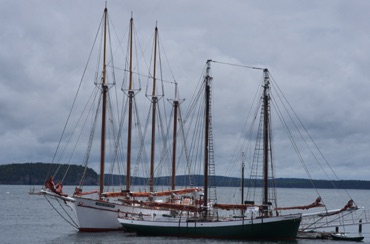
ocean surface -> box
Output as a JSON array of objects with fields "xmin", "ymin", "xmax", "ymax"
[{"xmin": 1, "ymin": 185, "xmax": 369, "ymax": 244}]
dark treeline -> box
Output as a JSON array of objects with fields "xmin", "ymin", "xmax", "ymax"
[
  {"xmin": 1, "ymin": 163, "xmax": 369, "ymax": 189},
  {"xmin": 0, "ymin": 163, "xmax": 97, "ymax": 185}
]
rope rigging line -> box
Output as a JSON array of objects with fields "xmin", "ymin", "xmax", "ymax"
[
  {"xmin": 183, "ymin": 64, "xmax": 208, "ymax": 121},
  {"xmin": 79, "ymin": 92, "xmax": 102, "ymax": 187},
  {"xmin": 112, "ymin": 91, "xmax": 129, "ymax": 186},
  {"xmin": 54, "ymin": 9, "xmax": 124, "ymax": 187},
  {"xmin": 46, "ymin": 12, "xmax": 105, "ymax": 183},
  {"xmin": 247, "ymin": 99, "xmax": 266, "ymax": 201},
  {"xmin": 106, "ymin": 91, "xmax": 124, "ymax": 188},
  {"xmin": 157, "ymin": 38, "xmax": 166, "ymax": 99},
  {"xmin": 177, "ymin": 103, "xmax": 194, "ymax": 185},
  {"xmin": 43, "ymin": 195, "xmax": 78, "ymax": 229},
  {"xmin": 223, "ymin": 75, "xmax": 264, "ymax": 181},
  {"xmin": 268, "ymin": 77, "xmax": 326, "ymax": 206},
  {"xmin": 52, "ymin": 87, "xmax": 98, "ymax": 186},
  {"xmin": 106, "ymin": 17, "xmax": 117, "ymax": 88},
  {"xmin": 132, "ymin": 95, "xmax": 148, "ymax": 182},
  {"xmin": 163, "ymin": 107, "xmax": 175, "ymax": 180},
  {"xmin": 107, "ymin": 13, "xmax": 130, "ymax": 75},
  {"xmin": 153, "ymin": 101, "xmax": 172, "ymax": 180},
  {"xmin": 120, "ymin": 17, "xmax": 148, "ymax": 95},
  {"xmin": 211, "ymin": 60, "xmax": 265, "ymax": 71},
  {"xmin": 269, "ymin": 72, "xmax": 354, "ymax": 202},
  {"xmin": 270, "ymin": 98, "xmax": 321, "ymax": 196},
  {"xmin": 268, "ymin": 108, "xmax": 279, "ymax": 209},
  {"xmin": 189, "ymin": 92, "xmax": 206, "ymax": 177},
  {"xmin": 132, "ymin": 103, "xmax": 152, "ymax": 182}
]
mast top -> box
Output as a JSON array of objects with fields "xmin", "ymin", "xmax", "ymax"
[
  {"xmin": 174, "ymin": 82, "xmax": 179, "ymax": 101},
  {"xmin": 263, "ymin": 69, "xmax": 270, "ymax": 88}
]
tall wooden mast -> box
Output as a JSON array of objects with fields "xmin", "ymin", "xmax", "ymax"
[
  {"xmin": 241, "ymin": 152, "xmax": 245, "ymax": 215},
  {"xmin": 126, "ymin": 14, "xmax": 134, "ymax": 192},
  {"xmin": 149, "ymin": 25, "xmax": 158, "ymax": 193},
  {"xmin": 262, "ymin": 68, "xmax": 270, "ymax": 213},
  {"xmin": 241, "ymin": 152, "xmax": 245, "ymax": 205},
  {"xmin": 99, "ymin": 5, "xmax": 108, "ymax": 199},
  {"xmin": 171, "ymin": 83, "xmax": 179, "ymax": 192},
  {"xmin": 203, "ymin": 60, "xmax": 212, "ymax": 212}
]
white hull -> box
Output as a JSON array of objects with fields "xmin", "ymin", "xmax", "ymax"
[
  {"xmin": 67, "ymin": 197, "xmax": 122, "ymax": 231},
  {"xmin": 42, "ymin": 190, "xmax": 173, "ymax": 231}
]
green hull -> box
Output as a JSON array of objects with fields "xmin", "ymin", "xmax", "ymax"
[{"xmin": 121, "ymin": 214, "xmax": 302, "ymax": 241}]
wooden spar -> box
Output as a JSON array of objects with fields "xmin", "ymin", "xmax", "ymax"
[
  {"xmin": 99, "ymin": 6, "xmax": 108, "ymax": 199},
  {"xmin": 317, "ymin": 199, "xmax": 355, "ymax": 216},
  {"xmin": 120, "ymin": 200, "xmax": 201, "ymax": 212},
  {"xmin": 214, "ymin": 203, "xmax": 256, "ymax": 211},
  {"xmin": 143, "ymin": 202, "xmax": 200, "ymax": 212},
  {"xmin": 275, "ymin": 197, "xmax": 325, "ymax": 210},
  {"xmin": 262, "ymin": 68, "xmax": 270, "ymax": 213},
  {"xmin": 171, "ymin": 83, "xmax": 179, "ymax": 192},
  {"xmin": 150, "ymin": 25, "xmax": 158, "ymax": 192},
  {"xmin": 203, "ymin": 60, "xmax": 212, "ymax": 213},
  {"xmin": 153, "ymin": 187, "xmax": 203, "ymax": 197},
  {"xmin": 241, "ymin": 152, "xmax": 245, "ymax": 215},
  {"xmin": 126, "ymin": 14, "xmax": 134, "ymax": 191}
]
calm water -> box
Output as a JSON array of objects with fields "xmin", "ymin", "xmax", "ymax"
[{"xmin": 1, "ymin": 185, "xmax": 369, "ymax": 244}]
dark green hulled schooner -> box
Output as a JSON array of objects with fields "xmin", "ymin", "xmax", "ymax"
[{"xmin": 118, "ymin": 62, "xmax": 302, "ymax": 241}]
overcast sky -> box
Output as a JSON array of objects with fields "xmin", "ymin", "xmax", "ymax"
[{"xmin": 1, "ymin": 0, "xmax": 369, "ymax": 180}]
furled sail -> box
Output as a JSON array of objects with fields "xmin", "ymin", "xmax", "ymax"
[
  {"xmin": 275, "ymin": 197, "xmax": 325, "ymax": 210},
  {"xmin": 101, "ymin": 187, "xmax": 203, "ymax": 198}
]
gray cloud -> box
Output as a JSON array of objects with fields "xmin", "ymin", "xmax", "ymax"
[{"xmin": 1, "ymin": 0, "xmax": 369, "ymax": 180}]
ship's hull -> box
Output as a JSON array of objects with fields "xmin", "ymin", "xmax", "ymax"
[
  {"xmin": 71, "ymin": 197, "xmax": 176, "ymax": 232},
  {"xmin": 67, "ymin": 197, "xmax": 123, "ymax": 232},
  {"xmin": 119, "ymin": 214, "xmax": 302, "ymax": 240},
  {"xmin": 42, "ymin": 190, "xmax": 170, "ymax": 232}
]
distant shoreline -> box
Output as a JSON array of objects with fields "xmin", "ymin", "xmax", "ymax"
[{"xmin": 1, "ymin": 163, "xmax": 369, "ymax": 189}]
